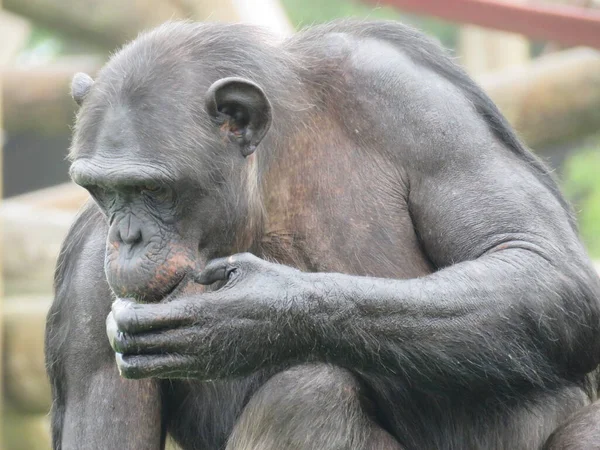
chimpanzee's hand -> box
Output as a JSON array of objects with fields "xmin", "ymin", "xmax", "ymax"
[{"xmin": 106, "ymin": 253, "xmax": 317, "ymax": 380}]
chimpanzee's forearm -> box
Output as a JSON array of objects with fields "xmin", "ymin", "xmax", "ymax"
[{"xmin": 298, "ymin": 248, "xmax": 600, "ymax": 392}]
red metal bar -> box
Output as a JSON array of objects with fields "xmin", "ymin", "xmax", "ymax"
[{"xmin": 364, "ymin": 0, "xmax": 600, "ymax": 49}]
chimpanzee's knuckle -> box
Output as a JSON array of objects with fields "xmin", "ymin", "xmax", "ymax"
[
  {"xmin": 114, "ymin": 308, "xmax": 140, "ymax": 333},
  {"xmin": 114, "ymin": 310, "xmax": 131, "ymax": 331},
  {"xmin": 238, "ymin": 254, "xmax": 267, "ymax": 275},
  {"xmin": 206, "ymin": 256, "xmax": 227, "ymax": 270},
  {"xmin": 237, "ymin": 252, "xmax": 259, "ymax": 265},
  {"xmin": 114, "ymin": 332, "xmax": 136, "ymax": 354},
  {"xmin": 116, "ymin": 354, "xmax": 144, "ymax": 379}
]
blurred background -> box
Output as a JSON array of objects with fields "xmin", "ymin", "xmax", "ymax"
[{"xmin": 1, "ymin": 0, "xmax": 600, "ymax": 448}]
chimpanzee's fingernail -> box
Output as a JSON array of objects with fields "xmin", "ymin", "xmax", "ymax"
[
  {"xmin": 196, "ymin": 266, "xmax": 228, "ymax": 284},
  {"xmin": 115, "ymin": 352, "xmax": 124, "ymax": 376}
]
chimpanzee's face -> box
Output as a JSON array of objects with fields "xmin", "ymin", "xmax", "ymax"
[{"xmin": 68, "ymin": 64, "xmax": 271, "ymax": 302}]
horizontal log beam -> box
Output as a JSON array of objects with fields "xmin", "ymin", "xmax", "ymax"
[
  {"xmin": 2, "ymin": 201, "xmax": 77, "ymax": 296},
  {"xmin": 4, "ymin": 0, "xmax": 291, "ymax": 51},
  {"xmin": 3, "ymin": 0, "xmax": 186, "ymax": 50},
  {"xmin": 368, "ymin": 0, "xmax": 600, "ymax": 49},
  {"xmin": 478, "ymin": 47, "xmax": 600, "ymax": 148},
  {"xmin": 6, "ymin": 181, "xmax": 89, "ymax": 211},
  {"xmin": 2, "ymin": 57, "xmax": 102, "ymax": 136}
]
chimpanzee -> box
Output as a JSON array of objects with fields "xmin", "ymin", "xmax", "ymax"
[{"xmin": 45, "ymin": 19, "xmax": 600, "ymax": 450}]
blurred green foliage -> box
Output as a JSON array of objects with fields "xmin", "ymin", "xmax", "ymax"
[{"xmin": 561, "ymin": 135, "xmax": 600, "ymax": 258}]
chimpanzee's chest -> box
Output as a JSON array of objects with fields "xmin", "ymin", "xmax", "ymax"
[{"xmin": 262, "ymin": 190, "xmax": 433, "ymax": 280}]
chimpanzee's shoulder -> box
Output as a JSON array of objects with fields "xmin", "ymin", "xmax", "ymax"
[{"xmin": 287, "ymin": 19, "xmax": 444, "ymax": 62}]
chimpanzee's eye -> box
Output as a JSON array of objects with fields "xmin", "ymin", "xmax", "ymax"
[
  {"xmin": 142, "ymin": 184, "xmax": 174, "ymax": 204},
  {"xmin": 143, "ymin": 184, "xmax": 161, "ymax": 193}
]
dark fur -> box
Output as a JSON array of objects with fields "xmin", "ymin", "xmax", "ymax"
[
  {"xmin": 46, "ymin": 20, "xmax": 600, "ymax": 449},
  {"xmin": 544, "ymin": 400, "xmax": 600, "ymax": 450}
]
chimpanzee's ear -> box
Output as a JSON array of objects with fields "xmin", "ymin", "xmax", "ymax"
[
  {"xmin": 205, "ymin": 77, "xmax": 272, "ymax": 157},
  {"xmin": 71, "ymin": 72, "xmax": 94, "ymax": 106}
]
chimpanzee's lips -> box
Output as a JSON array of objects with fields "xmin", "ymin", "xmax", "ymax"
[{"xmin": 159, "ymin": 273, "xmax": 190, "ymax": 302}]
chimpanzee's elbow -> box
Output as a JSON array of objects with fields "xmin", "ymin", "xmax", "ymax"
[{"xmin": 545, "ymin": 261, "xmax": 600, "ymax": 376}]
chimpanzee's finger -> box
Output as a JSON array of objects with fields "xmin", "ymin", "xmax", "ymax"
[
  {"xmin": 115, "ymin": 352, "xmax": 201, "ymax": 379},
  {"xmin": 196, "ymin": 255, "xmax": 241, "ymax": 285},
  {"xmin": 109, "ymin": 324, "xmax": 204, "ymax": 355},
  {"xmin": 111, "ymin": 298, "xmax": 194, "ymax": 334}
]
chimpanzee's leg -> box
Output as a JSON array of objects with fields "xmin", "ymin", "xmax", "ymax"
[
  {"xmin": 225, "ymin": 364, "xmax": 403, "ymax": 450},
  {"xmin": 543, "ymin": 400, "xmax": 600, "ymax": 450},
  {"xmin": 45, "ymin": 204, "xmax": 164, "ymax": 450}
]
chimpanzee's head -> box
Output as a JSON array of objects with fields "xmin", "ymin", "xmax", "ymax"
[{"xmin": 68, "ymin": 22, "xmax": 276, "ymax": 302}]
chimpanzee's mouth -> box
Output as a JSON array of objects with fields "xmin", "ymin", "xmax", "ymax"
[{"xmin": 159, "ymin": 274, "xmax": 189, "ymax": 302}]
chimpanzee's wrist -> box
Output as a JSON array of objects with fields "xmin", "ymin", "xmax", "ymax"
[{"xmin": 297, "ymin": 271, "xmax": 357, "ymax": 315}]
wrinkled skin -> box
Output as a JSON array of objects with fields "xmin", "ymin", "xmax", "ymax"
[{"xmin": 46, "ymin": 20, "xmax": 600, "ymax": 450}]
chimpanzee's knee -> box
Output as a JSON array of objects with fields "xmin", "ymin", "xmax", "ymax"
[
  {"xmin": 226, "ymin": 364, "xmax": 401, "ymax": 450},
  {"xmin": 543, "ymin": 401, "xmax": 600, "ymax": 450}
]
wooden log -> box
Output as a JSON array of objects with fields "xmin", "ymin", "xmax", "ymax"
[
  {"xmin": 459, "ymin": 24, "xmax": 530, "ymax": 76},
  {"xmin": 174, "ymin": 0, "xmax": 292, "ymax": 35},
  {"xmin": 478, "ymin": 47, "xmax": 600, "ymax": 149},
  {"xmin": 0, "ymin": 10, "xmax": 30, "ymax": 63},
  {"xmin": 4, "ymin": 0, "xmax": 292, "ymax": 50},
  {"xmin": 224, "ymin": 0, "xmax": 293, "ymax": 36},
  {"xmin": 2, "ymin": 56, "xmax": 102, "ymax": 137},
  {"xmin": 368, "ymin": 0, "xmax": 600, "ymax": 49},
  {"xmin": 7, "ymin": 181, "xmax": 89, "ymax": 211},
  {"xmin": 4, "ymin": 0, "xmax": 187, "ymax": 50},
  {"xmin": 459, "ymin": 0, "xmax": 530, "ymax": 76},
  {"xmin": 1, "ymin": 202, "xmax": 77, "ymax": 296}
]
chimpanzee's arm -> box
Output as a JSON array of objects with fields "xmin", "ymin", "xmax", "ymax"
[
  {"xmin": 109, "ymin": 141, "xmax": 600, "ymax": 392},
  {"xmin": 46, "ymin": 203, "xmax": 163, "ymax": 449}
]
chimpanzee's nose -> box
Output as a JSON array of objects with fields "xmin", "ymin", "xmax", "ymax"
[{"xmin": 117, "ymin": 215, "xmax": 143, "ymax": 246}]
